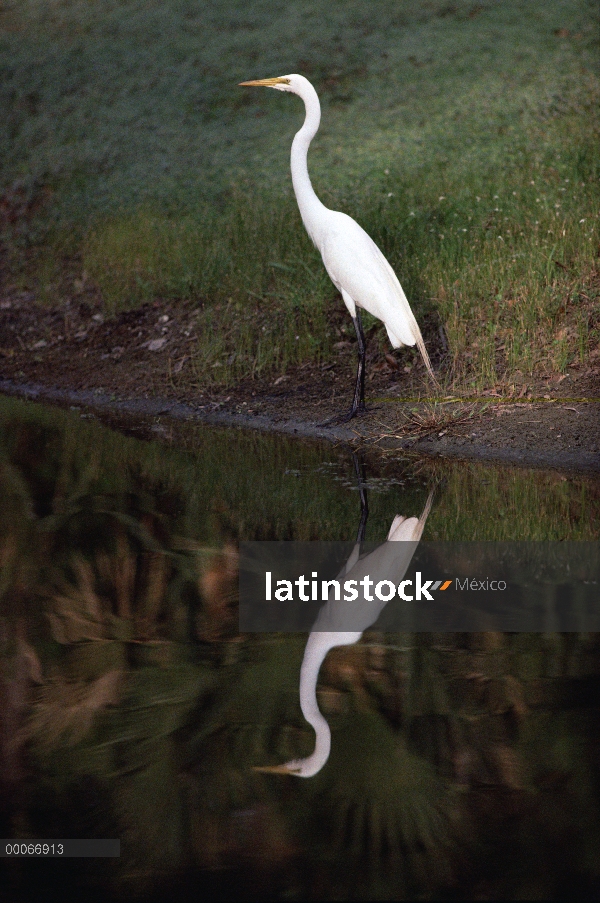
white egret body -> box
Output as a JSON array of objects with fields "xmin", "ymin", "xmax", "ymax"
[
  {"xmin": 255, "ymin": 493, "xmax": 433, "ymax": 777},
  {"xmin": 239, "ymin": 74, "xmax": 437, "ymax": 420}
]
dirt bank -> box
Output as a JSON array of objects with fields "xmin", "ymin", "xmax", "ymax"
[{"xmin": 1, "ymin": 292, "xmax": 599, "ymax": 473}]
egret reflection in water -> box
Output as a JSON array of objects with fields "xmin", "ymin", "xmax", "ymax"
[
  {"xmin": 255, "ymin": 489, "xmax": 433, "ymax": 777},
  {"xmin": 2, "ymin": 400, "xmax": 600, "ymax": 900}
]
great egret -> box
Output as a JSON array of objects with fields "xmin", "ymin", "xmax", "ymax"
[
  {"xmin": 239, "ymin": 74, "xmax": 437, "ymax": 421},
  {"xmin": 254, "ymin": 492, "xmax": 433, "ymax": 777}
]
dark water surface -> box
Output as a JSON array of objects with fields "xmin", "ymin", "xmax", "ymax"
[{"xmin": 1, "ymin": 396, "xmax": 599, "ymax": 900}]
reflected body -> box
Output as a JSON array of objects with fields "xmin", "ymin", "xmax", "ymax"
[
  {"xmin": 255, "ymin": 494, "xmax": 433, "ymax": 777},
  {"xmin": 239, "ymin": 74, "xmax": 437, "ymax": 420}
]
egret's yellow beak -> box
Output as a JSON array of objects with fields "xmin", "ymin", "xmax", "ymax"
[
  {"xmin": 252, "ymin": 763, "xmax": 300, "ymax": 774},
  {"xmin": 239, "ymin": 77, "xmax": 290, "ymax": 87}
]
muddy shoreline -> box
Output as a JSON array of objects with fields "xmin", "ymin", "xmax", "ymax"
[
  {"xmin": 2, "ymin": 377, "xmax": 599, "ymax": 475},
  {"xmin": 1, "ymin": 294, "xmax": 599, "ymax": 474}
]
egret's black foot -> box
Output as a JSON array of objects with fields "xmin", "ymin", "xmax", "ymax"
[{"xmin": 319, "ymin": 404, "xmax": 369, "ymax": 427}]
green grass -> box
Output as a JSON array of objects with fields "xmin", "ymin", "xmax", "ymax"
[{"xmin": 2, "ymin": 0, "xmax": 599, "ymax": 388}]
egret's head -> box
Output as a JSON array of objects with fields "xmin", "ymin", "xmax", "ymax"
[
  {"xmin": 253, "ymin": 751, "xmax": 327, "ymax": 778},
  {"xmin": 238, "ymin": 74, "xmax": 306, "ymax": 94},
  {"xmin": 252, "ymin": 761, "xmax": 302, "ymax": 776}
]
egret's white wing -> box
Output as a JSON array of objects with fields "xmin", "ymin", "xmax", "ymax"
[{"xmin": 318, "ymin": 212, "xmax": 419, "ymax": 348}]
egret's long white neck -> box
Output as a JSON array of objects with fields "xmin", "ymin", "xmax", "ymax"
[
  {"xmin": 290, "ymin": 81, "xmax": 329, "ymax": 244},
  {"xmin": 294, "ymin": 630, "xmax": 362, "ymax": 777}
]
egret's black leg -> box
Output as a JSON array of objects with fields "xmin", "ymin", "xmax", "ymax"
[
  {"xmin": 318, "ymin": 310, "xmax": 368, "ymax": 426},
  {"xmin": 348, "ymin": 311, "xmax": 367, "ymax": 419},
  {"xmin": 352, "ymin": 451, "xmax": 369, "ymax": 543}
]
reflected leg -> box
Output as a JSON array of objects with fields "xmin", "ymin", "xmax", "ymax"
[{"xmin": 352, "ymin": 451, "xmax": 369, "ymax": 543}]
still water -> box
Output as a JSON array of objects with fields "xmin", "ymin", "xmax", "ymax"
[{"xmin": 1, "ymin": 395, "xmax": 599, "ymax": 900}]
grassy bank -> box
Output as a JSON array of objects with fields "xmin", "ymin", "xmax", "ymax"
[{"xmin": 2, "ymin": 0, "xmax": 599, "ymax": 389}]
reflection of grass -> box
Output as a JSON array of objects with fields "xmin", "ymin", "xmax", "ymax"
[
  {"xmin": 0, "ymin": 395, "xmax": 598, "ymax": 559},
  {"xmin": 425, "ymin": 457, "xmax": 600, "ymax": 540},
  {"xmin": 3, "ymin": 0, "xmax": 599, "ymax": 387}
]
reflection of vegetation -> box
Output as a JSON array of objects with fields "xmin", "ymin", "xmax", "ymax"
[
  {"xmin": 426, "ymin": 458, "xmax": 600, "ymax": 540},
  {"xmin": 314, "ymin": 709, "xmax": 462, "ymax": 898},
  {"xmin": 0, "ymin": 396, "xmax": 599, "ymax": 899},
  {"xmin": 1, "ymin": 396, "xmax": 598, "ymax": 551}
]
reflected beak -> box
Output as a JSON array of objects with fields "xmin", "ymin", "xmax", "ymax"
[
  {"xmin": 239, "ymin": 77, "xmax": 290, "ymax": 88},
  {"xmin": 252, "ymin": 764, "xmax": 300, "ymax": 775}
]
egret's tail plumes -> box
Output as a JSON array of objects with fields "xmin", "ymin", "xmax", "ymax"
[
  {"xmin": 415, "ymin": 330, "xmax": 438, "ymax": 386},
  {"xmin": 380, "ymin": 278, "xmax": 438, "ymax": 387},
  {"xmin": 390, "ymin": 316, "xmax": 437, "ymax": 387}
]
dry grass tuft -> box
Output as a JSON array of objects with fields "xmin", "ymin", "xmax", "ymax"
[{"xmin": 389, "ymin": 402, "xmax": 486, "ymax": 440}]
